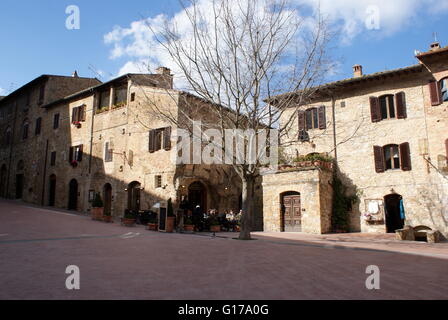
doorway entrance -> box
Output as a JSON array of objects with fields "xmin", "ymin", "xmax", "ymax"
[
  {"xmin": 68, "ymin": 179, "xmax": 78, "ymax": 210},
  {"xmin": 127, "ymin": 181, "xmax": 141, "ymax": 211},
  {"xmin": 384, "ymin": 193, "xmax": 404, "ymax": 233},
  {"xmin": 48, "ymin": 175, "xmax": 56, "ymax": 206},
  {"xmin": 281, "ymin": 192, "xmax": 302, "ymax": 232},
  {"xmin": 188, "ymin": 181, "xmax": 207, "ymax": 212},
  {"xmin": 103, "ymin": 183, "xmax": 112, "ymax": 216},
  {"xmin": 15, "ymin": 174, "xmax": 24, "ymax": 199}
]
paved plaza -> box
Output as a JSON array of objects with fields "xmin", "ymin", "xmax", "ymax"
[{"xmin": 0, "ymin": 199, "xmax": 447, "ymax": 300}]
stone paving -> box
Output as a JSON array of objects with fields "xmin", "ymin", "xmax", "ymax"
[{"xmin": 0, "ymin": 199, "xmax": 447, "ymax": 300}]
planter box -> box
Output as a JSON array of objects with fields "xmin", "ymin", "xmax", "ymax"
[
  {"xmin": 91, "ymin": 207, "xmax": 104, "ymax": 221},
  {"xmin": 103, "ymin": 215, "xmax": 113, "ymax": 223},
  {"xmin": 147, "ymin": 223, "xmax": 158, "ymax": 231},
  {"xmin": 121, "ymin": 218, "xmax": 136, "ymax": 227},
  {"xmin": 165, "ymin": 217, "xmax": 175, "ymax": 233},
  {"xmin": 183, "ymin": 224, "xmax": 194, "ymax": 232},
  {"xmin": 210, "ymin": 225, "xmax": 221, "ymax": 232}
]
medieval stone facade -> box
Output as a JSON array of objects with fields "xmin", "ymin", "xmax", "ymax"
[{"xmin": 263, "ymin": 43, "xmax": 448, "ymax": 238}]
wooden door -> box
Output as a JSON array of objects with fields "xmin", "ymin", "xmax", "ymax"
[{"xmin": 283, "ymin": 195, "xmax": 301, "ymax": 232}]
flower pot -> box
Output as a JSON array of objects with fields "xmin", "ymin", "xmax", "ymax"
[
  {"xmin": 121, "ymin": 218, "xmax": 136, "ymax": 227},
  {"xmin": 165, "ymin": 217, "xmax": 175, "ymax": 233},
  {"xmin": 210, "ymin": 225, "xmax": 220, "ymax": 232},
  {"xmin": 91, "ymin": 207, "xmax": 104, "ymax": 221},
  {"xmin": 103, "ymin": 215, "xmax": 113, "ymax": 223},
  {"xmin": 234, "ymin": 225, "xmax": 240, "ymax": 232},
  {"xmin": 183, "ymin": 224, "xmax": 194, "ymax": 232},
  {"xmin": 147, "ymin": 223, "xmax": 158, "ymax": 231}
]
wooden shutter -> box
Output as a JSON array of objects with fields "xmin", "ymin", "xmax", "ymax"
[
  {"xmin": 429, "ymin": 81, "xmax": 442, "ymax": 106},
  {"xmin": 69, "ymin": 147, "xmax": 74, "ymax": 163},
  {"xmin": 80, "ymin": 105, "xmax": 86, "ymax": 122},
  {"xmin": 399, "ymin": 142, "xmax": 411, "ymax": 171},
  {"xmin": 35, "ymin": 118, "xmax": 42, "ymax": 135},
  {"xmin": 54, "ymin": 114, "xmax": 59, "ymax": 129},
  {"xmin": 370, "ymin": 97, "xmax": 381, "ymax": 122},
  {"xmin": 77, "ymin": 145, "xmax": 83, "ymax": 161},
  {"xmin": 298, "ymin": 110, "xmax": 306, "ymax": 131},
  {"xmin": 395, "ymin": 92, "xmax": 407, "ymax": 119},
  {"xmin": 163, "ymin": 127, "xmax": 172, "ymax": 150},
  {"xmin": 373, "ymin": 146, "xmax": 385, "ymax": 173},
  {"xmin": 318, "ymin": 106, "xmax": 326, "ymax": 129},
  {"xmin": 148, "ymin": 130, "xmax": 155, "ymax": 153},
  {"xmin": 72, "ymin": 107, "xmax": 79, "ymax": 123}
]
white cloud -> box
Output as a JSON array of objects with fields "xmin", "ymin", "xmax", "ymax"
[{"xmin": 0, "ymin": 87, "xmax": 6, "ymax": 96}]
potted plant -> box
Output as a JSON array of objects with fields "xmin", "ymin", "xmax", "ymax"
[
  {"xmin": 147, "ymin": 215, "xmax": 158, "ymax": 231},
  {"xmin": 122, "ymin": 209, "xmax": 136, "ymax": 227},
  {"xmin": 91, "ymin": 193, "xmax": 104, "ymax": 221},
  {"xmin": 183, "ymin": 216, "xmax": 194, "ymax": 232},
  {"xmin": 166, "ymin": 198, "xmax": 175, "ymax": 233},
  {"xmin": 103, "ymin": 209, "xmax": 113, "ymax": 223},
  {"xmin": 209, "ymin": 215, "xmax": 221, "ymax": 232},
  {"xmin": 70, "ymin": 160, "xmax": 78, "ymax": 168},
  {"xmin": 72, "ymin": 121, "xmax": 81, "ymax": 128}
]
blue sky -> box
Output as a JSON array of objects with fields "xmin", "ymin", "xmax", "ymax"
[{"xmin": 1, "ymin": 0, "xmax": 447, "ymax": 95}]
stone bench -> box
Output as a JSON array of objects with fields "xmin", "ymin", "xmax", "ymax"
[{"xmin": 395, "ymin": 227, "xmax": 441, "ymax": 243}]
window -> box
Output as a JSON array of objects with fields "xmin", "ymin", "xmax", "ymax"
[
  {"xmin": 373, "ymin": 143, "xmax": 411, "ymax": 173},
  {"xmin": 298, "ymin": 106, "xmax": 326, "ymax": 135},
  {"xmin": 72, "ymin": 105, "xmax": 86, "ymax": 124},
  {"xmin": 69, "ymin": 145, "xmax": 83, "ymax": 163},
  {"xmin": 130, "ymin": 92, "xmax": 136, "ymax": 102},
  {"xmin": 155, "ymin": 175, "xmax": 162, "ymax": 188},
  {"xmin": 370, "ymin": 92, "xmax": 406, "ymax": 122},
  {"xmin": 35, "ymin": 117, "xmax": 42, "ymax": 135},
  {"xmin": 50, "ymin": 152, "xmax": 56, "ymax": 166},
  {"xmin": 148, "ymin": 127, "xmax": 172, "ymax": 153},
  {"xmin": 4, "ymin": 127, "xmax": 12, "ymax": 146},
  {"xmin": 98, "ymin": 90, "xmax": 110, "ymax": 111},
  {"xmin": 440, "ymin": 78, "xmax": 448, "ymax": 102},
  {"xmin": 113, "ymin": 84, "xmax": 127, "ymax": 108},
  {"xmin": 104, "ymin": 142, "xmax": 113, "ymax": 162},
  {"xmin": 53, "ymin": 113, "xmax": 60, "ymax": 129},
  {"xmin": 22, "ymin": 120, "xmax": 29, "ymax": 140}
]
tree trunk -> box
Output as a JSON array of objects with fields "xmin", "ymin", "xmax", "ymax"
[{"xmin": 239, "ymin": 175, "xmax": 255, "ymax": 240}]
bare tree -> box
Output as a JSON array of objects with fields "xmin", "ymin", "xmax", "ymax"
[{"xmin": 142, "ymin": 0, "xmax": 334, "ymax": 240}]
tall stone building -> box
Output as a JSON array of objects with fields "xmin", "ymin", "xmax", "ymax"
[
  {"xmin": 0, "ymin": 68, "xmax": 246, "ymax": 226},
  {"xmin": 262, "ymin": 42, "xmax": 448, "ymax": 238}
]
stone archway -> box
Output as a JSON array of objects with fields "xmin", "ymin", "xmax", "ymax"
[
  {"xmin": 384, "ymin": 193, "xmax": 404, "ymax": 233},
  {"xmin": 188, "ymin": 181, "xmax": 207, "ymax": 213},
  {"xmin": 127, "ymin": 181, "xmax": 141, "ymax": 211},
  {"xmin": 280, "ymin": 191, "xmax": 302, "ymax": 232},
  {"xmin": 103, "ymin": 183, "xmax": 112, "ymax": 216}
]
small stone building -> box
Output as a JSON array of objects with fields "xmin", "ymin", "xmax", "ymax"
[{"xmin": 263, "ymin": 42, "xmax": 448, "ymax": 238}]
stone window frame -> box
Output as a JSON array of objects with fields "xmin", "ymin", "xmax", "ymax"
[{"xmin": 154, "ymin": 175, "xmax": 162, "ymax": 188}]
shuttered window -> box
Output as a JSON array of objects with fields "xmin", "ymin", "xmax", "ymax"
[
  {"xmin": 429, "ymin": 81, "xmax": 442, "ymax": 106},
  {"xmin": 22, "ymin": 121, "xmax": 29, "ymax": 140},
  {"xmin": 155, "ymin": 175, "xmax": 162, "ymax": 188},
  {"xmin": 72, "ymin": 105, "xmax": 86, "ymax": 124},
  {"xmin": 149, "ymin": 127, "xmax": 172, "ymax": 152},
  {"xmin": 395, "ymin": 92, "xmax": 407, "ymax": 119},
  {"xmin": 318, "ymin": 106, "xmax": 326, "ymax": 129},
  {"xmin": 370, "ymin": 97, "xmax": 381, "ymax": 122},
  {"xmin": 53, "ymin": 114, "xmax": 60, "ymax": 129},
  {"xmin": 105, "ymin": 142, "xmax": 113, "ymax": 162},
  {"xmin": 371, "ymin": 93, "xmax": 407, "ymax": 121},
  {"xmin": 440, "ymin": 78, "xmax": 448, "ymax": 102},
  {"xmin": 50, "ymin": 152, "xmax": 56, "ymax": 166},
  {"xmin": 373, "ymin": 143, "xmax": 411, "ymax": 173},
  {"xmin": 69, "ymin": 145, "xmax": 83, "ymax": 163}
]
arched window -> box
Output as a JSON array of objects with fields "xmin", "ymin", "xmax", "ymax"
[
  {"xmin": 22, "ymin": 119, "xmax": 29, "ymax": 140},
  {"xmin": 440, "ymin": 77, "xmax": 448, "ymax": 102}
]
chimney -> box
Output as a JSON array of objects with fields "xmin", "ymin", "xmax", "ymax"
[
  {"xmin": 156, "ymin": 67, "xmax": 171, "ymax": 76},
  {"xmin": 72, "ymin": 70, "xmax": 79, "ymax": 78},
  {"xmin": 353, "ymin": 65, "xmax": 363, "ymax": 78},
  {"xmin": 155, "ymin": 66, "xmax": 173, "ymax": 89},
  {"xmin": 429, "ymin": 42, "xmax": 441, "ymax": 52}
]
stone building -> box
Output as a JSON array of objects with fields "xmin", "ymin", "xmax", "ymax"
[
  {"xmin": 263, "ymin": 42, "xmax": 448, "ymax": 238},
  {"xmin": 0, "ymin": 68, "xmax": 247, "ymax": 226}
]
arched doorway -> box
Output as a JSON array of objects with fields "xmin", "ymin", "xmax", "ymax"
[
  {"xmin": 188, "ymin": 181, "xmax": 207, "ymax": 212},
  {"xmin": 0, "ymin": 165, "xmax": 7, "ymax": 198},
  {"xmin": 280, "ymin": 191, "xmax": 302, "ymax": 232},
  {"xmin": 68, "ymin": 179, "xmax": 78, "ymax": 210},
  {"xmin": 127, "ymin": 181, "xmax": 141, "ymax": 211},
  {"xmin": 48, "ymin": 175, "xmax": 56, "ymax": 206},
  {"xmin": 103, "ymin": 183, "xmax": 112, "ymax": 216},
  {"xmin": 384, "ymin": 193, "xmax": 404, "ymax": 233}
]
